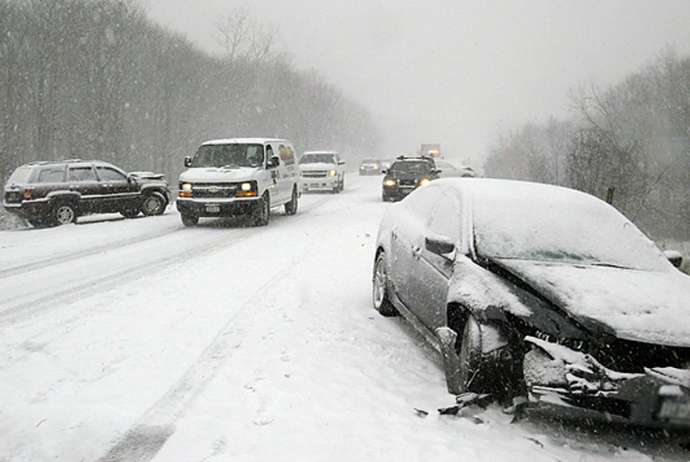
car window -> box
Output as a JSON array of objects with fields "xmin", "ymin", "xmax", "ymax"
[
  {"xmin": 401, "ymin": 184, "xmax": 444, "ymax": 219},
  {"xmin": 7, "ymin": 166, "xmax": 33, "ymax": 184},
  {"xmin": 427, "ymin": 192, "xmax": 461, "ymax": 242},
  {"xmin": 35, "ymin": 167, "xmax": 65, "ymax": 183},
  {"xmin": 96, "ymin": 166, "xmax": 127, "ymax": 181},
  {"xmin": 68, "ymin": 166, "xmax": 97, "ymax": 182}
]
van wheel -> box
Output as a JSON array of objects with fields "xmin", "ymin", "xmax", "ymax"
[
  {"xmin": 52, "ymin": 202, "xmax": 77, "ymax": 226},
  {"xmin": 252, "ymin": 193, "xmax": 270, "ymax": 226},
  {"xmin": 181, "ymin": 213, "xmax": 198, "ymax": 227},
  {"xmin": 284, "ymin": 187, "xmax": 298, "ymax": 215},
  {"xmin": 120, "ymin": 207, "xmax": 140, "ymax": 218}
]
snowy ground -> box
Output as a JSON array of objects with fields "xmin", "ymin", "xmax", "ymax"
[{"xmin": 0, "ymin": 176, "xmax": 688, "ymax": 461}]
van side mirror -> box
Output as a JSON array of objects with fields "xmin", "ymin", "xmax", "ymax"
[
  {"xmin": 267, "ymin": 156, "xmax": 280, "ymax": 169},
  {"xmin": 184, "ymin": 156, "xmax": 192, "ymax": 168},
  {"xmin": 338, "ymin": 160, "xmax": 346, "ymax": 165},
  {"xmin": 664, "ymin": 250, "xmax": 683, "ymax": 268}
]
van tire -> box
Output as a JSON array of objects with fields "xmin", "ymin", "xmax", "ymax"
[
  {"xmin": 181, "ymin": 213, "xmax": 198, "ymax": 227},
  {"xmin": 284, "ymin": 187, "xmax": 298, "ymax": 215},
  {"xmin": 52, "ymin": 202, "xmax": 78, "ymax": 226},
  {"xmin": 253, "ymin": 193, "xmax": 270, "ymax": 226}
]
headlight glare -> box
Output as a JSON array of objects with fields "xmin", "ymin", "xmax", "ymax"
[
  {"xmin": 329, "ymin": 169, "xmax": 337, "ymax": 177},
  {"xmin": 420, "ymin": 178, "xmax": 431, "ymax": 186},
  {"xmin": 384, "ymin": 179, "xmax": 396, "ymax": 186}
]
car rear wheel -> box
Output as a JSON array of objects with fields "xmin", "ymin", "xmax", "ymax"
[
  {"xmin": 284, "ymin": 187, "xmax": 298, "ymax": 215},
  {"xmin": 372, "ymin": 251, "xmax": 398, "ymax": 317},
  {"xmin": 52, "ymin": 202, "xmax": 77, "ymax": 226},
  {"xmin": 141, "ymin": 192, "xmax": 167, "ymax": 216},
  {"xmin": 181, "ymin": 213, "xmax": 198, "ymax": 227}
]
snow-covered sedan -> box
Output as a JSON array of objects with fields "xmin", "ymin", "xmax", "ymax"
[{"xmin": 373, "ymin": 178, "xmax": 690, "ymax": 428}]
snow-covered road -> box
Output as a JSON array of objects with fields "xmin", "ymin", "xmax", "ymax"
[{"xmin": 0, "ymin": 176, "xmax": 685, "ymax": 461}]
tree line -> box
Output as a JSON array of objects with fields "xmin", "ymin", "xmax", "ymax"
[
  {"xmin": 0, "ymin": 0, "xmax": 380, "ymax": 188},
  {"xmin": 484, "ymin": 51, "xmax": 690, "ymax": 240}
]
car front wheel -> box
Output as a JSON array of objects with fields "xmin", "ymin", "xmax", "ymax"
[
  {"xmin": 181, "ymin": 213, "xmax": 198, "ymax": 227},
  {"xmin": 141, "ymin": 192, "xmax": 167, "ymax": 216},
  {"xmin": 252, "ymin": 193, "xmax": 270, "ymax": 226},
  {"xmin": 284, "ymin": 187, "xmax": 298, "ymax": 215},
  {"xmin": 372, "ymin": 251, "xmax": 398, "ymax": 317}
]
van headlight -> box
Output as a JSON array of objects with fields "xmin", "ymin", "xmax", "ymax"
[
  {"xmin": 241, "ymin": 182, "xmax": 252, "ymax": 191},
  {"xmin": 181, "ymin": 183, "xmax": 192, "ymax": 191},
  {"xmin": 328, "ymin": 169, "xmax": 337, "ymax": 177}
]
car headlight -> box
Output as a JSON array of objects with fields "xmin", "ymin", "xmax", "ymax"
[
  {"xmin": 420, "ymin": 178, "xmax": 431, "ymax": 186},
  {"xmin": 240, "ymin": 182, "xmax": 252, "ymax": 191},
  {"xmin": 181, "ymin": 183, "xmax": 192, "ymax": 191},
  {"xmin": 384, "ymin": 179, "xmax": 396, "ymax": 186},
  {"xmin": 328, "ymin": 169, "xmax": 337, "ymax": 177},
  {"xmin": 237, "ymin": 181, "xmax": 258, "ymax": 197}
]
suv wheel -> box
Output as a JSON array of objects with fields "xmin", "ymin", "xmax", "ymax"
[
  {"xmin": 284, "ymin": 187, "xmax": 298, "ymax": 216},
  {"xmin": 252, "ymin": 193, "xmax": 270, "ymax": 226},
  {"xmin": 141, "ymin": 192, "xmax": 167, "ymax": 216},
  {"xmin": 52, "ymin": 202, "xmax": 77, "ymax": 226},
  {"xmin": 372, "ymin": 251, "xmax": 398, "ymax": 317},
  {"xmin": 120, "ymin": 207, "xmax": 140, "ymax": 218},
  {"xmin": 181, "ymin": 213, "xmax": 199, "ymax": 227}
]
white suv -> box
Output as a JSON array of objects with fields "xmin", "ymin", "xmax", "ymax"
[
  {"xmin": 177, "ymin": 138, "xmax": 300, "ymax": 226},
  {"xmin": 299, "ymin": 151, "xmax": 345, "ymax": 193}
]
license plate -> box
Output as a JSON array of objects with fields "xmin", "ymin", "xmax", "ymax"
[
  {"xmin": 205, "ymin": 203, "xmax": 220, "ymax": 213},
  {"xmin": 658, "ymin": 399, "xmax": 690, "ymax": 421}
]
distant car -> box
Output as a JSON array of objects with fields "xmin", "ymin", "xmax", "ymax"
[
  {"xmin": 299, "ymin": 151, "xmax": 345, "ymax": 193},
  {"xmin": 359, "ymin": 158, "xmax": 382, "ymax": 175},
  {"xmin": 434, "ymin": 160, "xmax": 478, "ymax": 178},
  {"xmin": 373, "ymin": 178, "xmax": 690, "ymax": 429},
  {"xmin": 3, "ymin": 159, "xmax": 170, "ymax": 227},
  {"xmin": 381, "ymin": 156, "xmax": 438, "ymax": 202}
]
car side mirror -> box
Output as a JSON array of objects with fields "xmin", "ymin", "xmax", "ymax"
[
  {"xmin": 184, "ymin": 156, "xmax": 192, "ymax": 168},
  {"xmin": 267, "ymin": 156, "xmax": 280, "ymax": 169},
  {"xmin": 381, "ymin": 169, "xmax": 388, "ymax": 174},
  {"xmin": 425, "ymin": 234, "xmax": 455, "ymax": 256},
  {"xmin": 338, "ymin": 160, "xmax": 346, "ymax": 165},
  {"xmin": 126, "ymin": 173, "xmax": 137, "ymax": 185},
  {"xmin": 663, "ymin": 250, "xmax": 683, "ymax": 268}
]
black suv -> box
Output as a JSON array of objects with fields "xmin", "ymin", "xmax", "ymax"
[
  {"xmin": 381, "ymin": 156, "xmax": 439, "ymax": 202},
  {"xmin": 3, "ymin": 159, "xmax": 171, "ymax": 226}
]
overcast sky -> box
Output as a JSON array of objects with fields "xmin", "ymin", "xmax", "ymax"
[{"xmin": 143, "ymin": 0, "xmax": 690, "ymax": 166}]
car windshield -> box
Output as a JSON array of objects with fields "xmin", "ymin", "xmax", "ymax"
[
  {"xmin": 361, "ymin": 158, "xmax": 379, "ymax": 164},
  {"xmin": 389, "ymin": 161, "xmax": 431, "ymax": 175},
  {"xmin": 472, "ymin": 183, "xmax": 669, "ymax": 271},
  {"xmin": 191, "ymin": 144, "xmax": 264, "ymax": 168},
  {"xmin": 300, "ymin": 154, "xmax": 336, "ymax": 164}
]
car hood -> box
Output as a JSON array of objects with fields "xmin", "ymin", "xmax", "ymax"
[
  {"xmin": 300, "ymin": 163, "xmax": 336, "ymax": 171},
  {"xmin": 495, "ymin": 259, "xmax": 690, "ymax": 347},
  {"xmin": 179, "ymin": 167, "xmax": 259, "ymax": 183}
]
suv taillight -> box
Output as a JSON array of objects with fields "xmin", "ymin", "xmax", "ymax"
[{"xmin": 23, "ymin": 188, "xmax": 34, "ymax": 200}]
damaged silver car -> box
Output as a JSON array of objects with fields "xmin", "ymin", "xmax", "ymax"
[{"xmin": 372, "ymin": 178, "xmax": 690, "ymax": 428}]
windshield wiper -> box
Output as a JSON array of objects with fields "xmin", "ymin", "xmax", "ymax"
[{"xmin": 591, "ymin": 262, "xmax": 633, "ymax": 269}]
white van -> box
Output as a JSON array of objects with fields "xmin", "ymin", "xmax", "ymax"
[{"xmin": 177, "ymin": 138, "xmax": 300, "ymax": 226}]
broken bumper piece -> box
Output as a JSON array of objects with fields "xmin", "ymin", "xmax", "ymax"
[{"xmin": 523, "ymin": 336, "xmax": 690, "ymax": 428}]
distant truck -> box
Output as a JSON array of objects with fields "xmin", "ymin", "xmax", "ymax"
[{"xmin": 420, "ymin": 144, "xmax": 441, "ymax": 158}]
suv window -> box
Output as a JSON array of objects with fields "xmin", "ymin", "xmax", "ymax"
[
  {"xmin": 390, "ymin": 161, "xmax": 431, "ymax": 175},
  {"xmin": 96, "ymin": 166, "xmax": 127, "ymax": 181},
  {"xmin": 300, "ymin": 154, "xmax": 336, "ymax": 164},
  {"xmin": 35, "ymin": 167, "xmax": 65, "ymax": 183},
  {"xmin": 7, "ymin": 166, "xmax": 33, "ymax": 184},
  {"xmin": 68, "ymin": 166, "xmax": 97, "ymax": 182}
]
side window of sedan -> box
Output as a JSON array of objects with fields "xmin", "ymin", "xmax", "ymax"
[{"xmin": 427, "ymin": 192, "xmax": 461, "ymax": 243}]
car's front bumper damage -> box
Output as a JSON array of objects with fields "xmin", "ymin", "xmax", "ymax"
[{"xmin": 524, "ymin": 336, "xmax": 690, "ymax": 428}]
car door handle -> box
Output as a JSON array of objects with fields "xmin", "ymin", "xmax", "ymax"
[{"xmin": 412, "ymin": 245, "xmax": 422, "ymax": 258}]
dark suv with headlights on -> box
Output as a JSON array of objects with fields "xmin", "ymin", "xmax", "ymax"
[
  {"xmin": 3, "ymin": 159, "xmax": 171, "ymax": 227},
  {"xmin": 381, "ymin": 156, "xmax": 438, "ymax": 202}
]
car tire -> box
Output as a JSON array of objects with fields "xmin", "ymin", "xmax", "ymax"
[
  {"xmin": 51, "ymin": 202, "xmax": 77, "ymax": 226},
  {"xmin": 339, "ymin": 176, "xmax": 345, "ymax": 192},
  {"xmin": 284, "ymin": 187, "xmax": 298, "ymax": 216},
  {"xmin": 120, "ymin": 207, "xmax": 140, "ymax": 218},
  {"xmin": 372, "ymin": 251, "xmax": 398, "ymax": 317},
  {"xmin": 252, "ymin": 193, "xmax": 270, "ymax": 226},
  {"xmin": 141, "ymin": 192, "xmax": 167, "ymax": 216},
  {"xmin": 181, "ymin": 213, "xmax": 199, "ymax": 227}
]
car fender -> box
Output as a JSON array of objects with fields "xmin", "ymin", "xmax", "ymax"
[{"xmin": 140, "ymin": 183, "xmax": 171, "ymax": 202}]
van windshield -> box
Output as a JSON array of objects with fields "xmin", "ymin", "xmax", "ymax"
[{"xmin": 192, "ymin": 144, "xmax": 264, "ymax": 168}]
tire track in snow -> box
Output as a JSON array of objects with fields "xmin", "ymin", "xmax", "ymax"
[{"xmin": 95, "ymin": 231, "xmax": 316, "ymax": 462}]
